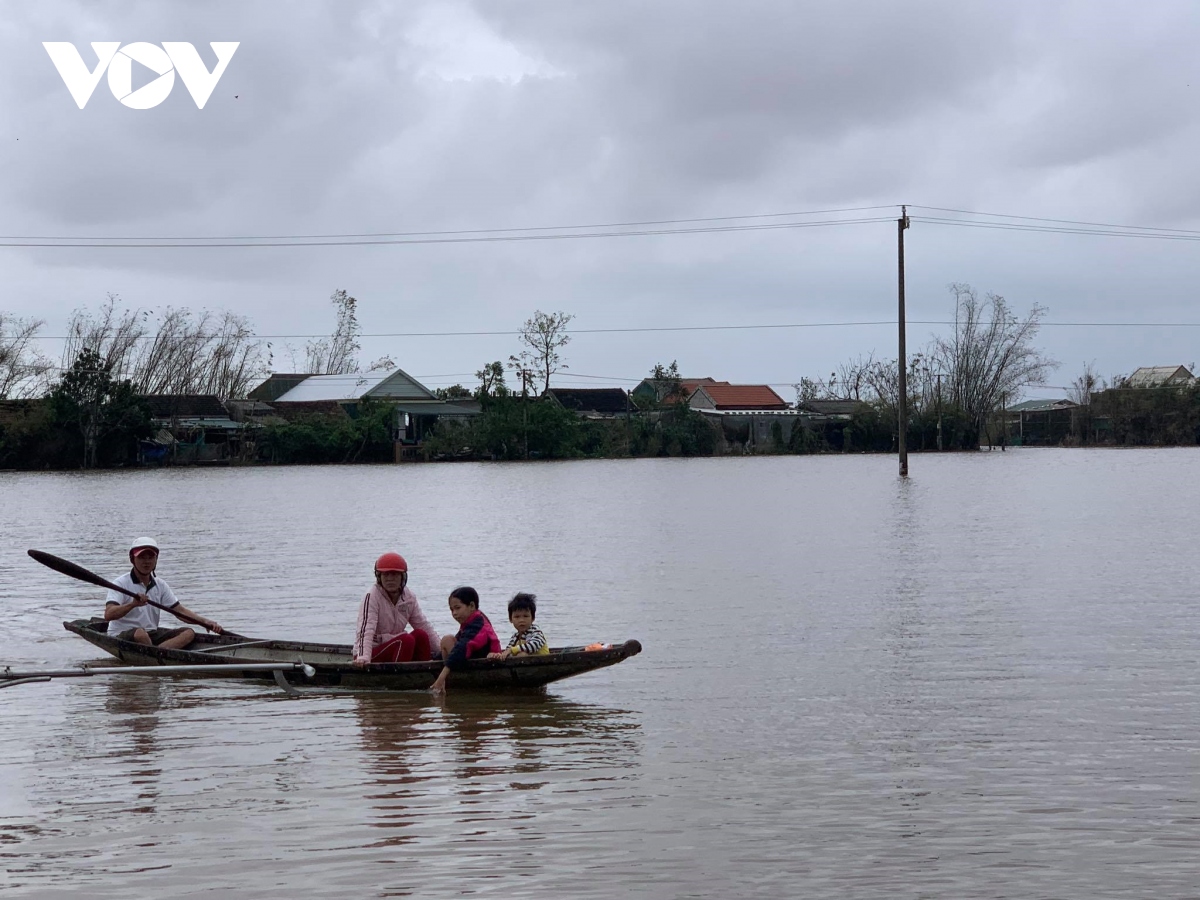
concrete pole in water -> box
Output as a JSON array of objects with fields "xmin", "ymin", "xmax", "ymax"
[
  {"xmin": 936, "ymin": 372, "xmax": 944, "ymax": 452},
  {"xmin": 898, "ymin": 205, "xmax": 911, "ymax": 477}
]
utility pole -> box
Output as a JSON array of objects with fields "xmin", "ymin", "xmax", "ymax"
[
  {"xmin": 935, "ymin": 371, "xmax": 943, "ymax": 452},
  {"xmin": 522, "ymin": 369, "xmax": 530, "ymax": 460},
  {"xmin": 898, "ymin": 205, "xmax": 910, "ymax": 476},
  {"xmin": 1000, "ymin": 390, "xmax": 1007, "ymax": 452}
]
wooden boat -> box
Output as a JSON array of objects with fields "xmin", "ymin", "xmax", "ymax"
[{"xmin": 62, "ymin": 619, "xmax": 641, "ymax": 691}]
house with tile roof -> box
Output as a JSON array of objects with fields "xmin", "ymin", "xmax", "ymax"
[
  {"xmin": 688, "ymin": 383, "xmax": 789, "ymax": 411},
  {"xmin": 686, "ymin": 383, "xmax": 798, "ymax": 450}
]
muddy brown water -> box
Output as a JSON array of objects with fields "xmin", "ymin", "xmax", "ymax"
[{"xmin": 1, "ymin": 451, "xmax": 1198, "ymax": 898}]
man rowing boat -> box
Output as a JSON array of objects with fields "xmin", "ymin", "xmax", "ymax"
[{"xmin": 103, "ymin": 537, "xmax": 223, "ymax": 650}]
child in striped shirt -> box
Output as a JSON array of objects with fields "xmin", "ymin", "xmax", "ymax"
[{"xmin": 489, "ymin": 592, "xmax": 549, "ymax": 659}]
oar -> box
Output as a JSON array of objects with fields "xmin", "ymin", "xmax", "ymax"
[{"xmin": 28, "ymin": 549, "xmax": 249, "ymax": 641}]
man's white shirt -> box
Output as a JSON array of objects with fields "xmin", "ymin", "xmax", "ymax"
[{"xmin": 105, "ymin": 570, "xmax": 179, "ymax": 634}]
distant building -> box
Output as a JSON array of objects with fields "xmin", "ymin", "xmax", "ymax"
[
  {"xmin": 688, "ymin": 384, "xmax": 789, "ymax": 411},
  {"xmin": 631, "ymin": 376, "xmax": 729, "ymax": 406},
  {"xmin": 271, "ymin": 368, "xmax": 433, "ymax": 403},
  {"xmin": 266, "ymin": 367, "xmax": 479, "ymax": 452},
  {"xmin": 246, "ymin": 373, "xmax": 312, "ymax": 402},
  {"xmin": 140, "ymin": 394, "xmax": 244, "ymax": 464},
  {"xmin": 1125, "ymin": 365, "xmax": 1194, "ymax": 388},
  {"xmin": 1005, "ymin": 398, "xmax": 1077, "ymax": 446},
  {"xmin": 796, "ymin": 399, "xmax": 869, "ymax": 420},
  {"xmin": 686, "ymin": 384, "xmax": 796, "ymax": 449},
  {"xmin": 544, "ymin": 388, "xmax": 633, "ymax": 418}
]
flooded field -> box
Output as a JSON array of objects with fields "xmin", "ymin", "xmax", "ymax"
[{"xmin": 2, "ymin": 451, "xmax": 1198, "ymax": 898}]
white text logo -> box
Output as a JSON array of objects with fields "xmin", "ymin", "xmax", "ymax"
[{"xmin": 43, "ymin": 42, "xmax": 240, "ymax": 109}]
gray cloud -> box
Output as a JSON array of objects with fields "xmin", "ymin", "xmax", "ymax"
[{"xmin": 3, "ymin": 0, "xmax": 1200, "ymax": 392}]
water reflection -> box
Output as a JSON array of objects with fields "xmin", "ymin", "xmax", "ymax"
[
  {"xmin": 101, "ymin": 679, "xmax": 167, "ymax": 815},
  {"xmin": 352, "ymin": 693, "xmax": 642, "ymax": 847}
]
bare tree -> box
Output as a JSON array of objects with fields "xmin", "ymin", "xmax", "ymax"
[
  {"xmin": 1069, "ymin": 361, "xmax": 1102, "ymax": 407},
  {"xmin": 793, "ymin": 377, "xmax": 821, "ymax": 405},
  {"xmin": 0, "ymin": 313, "xmax": 53, "ymax": 398},
  {"xmin": 61, "ymin": 298, "xmax": 267, "ymax": 401},
  {"xmin": 366, "ymin": 355, "xmax": 396, "ymax": 372},
  {"xmin": 862, "ymin": 353, "xmax": 932, "ymax": 415},
  {"xmin": 518, "ymin": 310, "xmax": 574, "ymax": 393},
  {"xmin": 61, "ymin": 294, "xmax": 147, "ymax": 379},
  {"xmin": 130, "ymin": 309, "xmax": 266, "ymax": 399},
  {"xmin": 828, "ymin": 354, "xmax": 876, "ymax": 400},
  {"xmin": 932, "ymin": 284, "xmax": 1057, "ymax": 440},
  {"xmin": 305, "ymin": 288, "xmax": 361, "ymax": 374}
]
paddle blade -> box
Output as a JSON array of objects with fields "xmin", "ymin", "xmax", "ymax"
[{"xmin": 27, "ymin": 549, "xmax": 137, "ymax": 598}]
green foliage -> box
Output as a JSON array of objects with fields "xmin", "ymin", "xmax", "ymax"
[
  {"xmin": 630, "ymin": 406, "xmax": 720, "ymax": 457},
  {"xmin": 258, "ymin": 397, "xmax": 397, "ymax": 464},
  {"xmin": 474, "ymin": 361, "xmax": 508, "ymax": 398},
  {"xmin": 47, "ymin": 348, "xmax": 150, "ymax": 468},
  {"xmin": 0, "ymin": 401, "xmax": 74, "ymax": 469},
  {"xmin": 786, "ymin": 421, "xmax": 825, "ymax": 454},
  {"xmin": 769, "ymin": 419, "xmax": 786, "ymax": 453},
  {"xmin": 1091, "ymin": 384, "xmax": 1200, "ymax": 446},
  {"xmin": 634, "ymin": 360, "xmax": 687, "ymax": 409},
  {"xmin": 909, "ymin": 405, "xmax": 975, "ymax": 450},
  {"xmin": 842, "ymin": 405, "xmax": 892, "ymax": 452},
  {"xmin": 481, "ymin": 394, "xmax": 581, "ymax": 459}
]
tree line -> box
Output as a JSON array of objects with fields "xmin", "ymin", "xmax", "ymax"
[{"xmin": 14, "ymin": 280, "xmax": 1193, "ymax": 469}]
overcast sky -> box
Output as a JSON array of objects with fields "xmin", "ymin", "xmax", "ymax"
[{"xmin": 4, "ymin": 0, "xmax": 1200, "ymax": 398}]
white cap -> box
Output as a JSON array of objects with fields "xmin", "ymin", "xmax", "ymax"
[{"xmin": 130, "ymin": 536, "xmax": 159, "ymax": 554}]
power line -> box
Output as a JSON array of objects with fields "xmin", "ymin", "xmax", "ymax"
[
  {"xmin": 35, "ymin": 320, "xmax": 901, "ymax": 340},
  {"xmin": 910, "ymin": 205, "xmax": 1200, "ymax": 236},
  {"xmin": 0, "ymin": 205, "xmax": 900, "ymax": 242},
  {"xmin": 32, "ymin": 319, "xmax": 1200, "ymax": 342},
  {"xmin": 10, "ymin": 201, "xmax": 1200, "ymax": 248},
  {"xmin": 0, "ymin": 216, "xmax": 894, "ymax": 249},
  {"xmin": 911, "ymin": 215, "xmax": 1200, "ymax": 242}
]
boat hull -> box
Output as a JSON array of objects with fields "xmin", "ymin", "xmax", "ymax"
[{"xmin": 62, "ymin": 619, "xmax": 641, "ymax": 691}]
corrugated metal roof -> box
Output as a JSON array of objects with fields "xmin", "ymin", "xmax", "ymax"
[
  {"xmin": 1009, "ymin": 399, "xmax": 1076, "ymax": 412},
  {"xmin": 797, "ymin": 399, "xmax": 867, "ymax": 417},
  {"xmin": 246, "ymin": 374, "xmax": 311, "ymax": 401},
  {"xmin": 1127, "ymin": 365, "xmax": 1194, "ymax": 387},
  {"xmin": 273, "ymin": 367, "xmax": 439, "ymax": 402},
  {"xmin": 273, "ymin": 372, "xmax": 391, "ymax": 401}
]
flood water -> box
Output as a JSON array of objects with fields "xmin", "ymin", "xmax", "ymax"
[{"xmin": 1, "ymin": 450, "xmax": 1198, "ymax": 898}]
